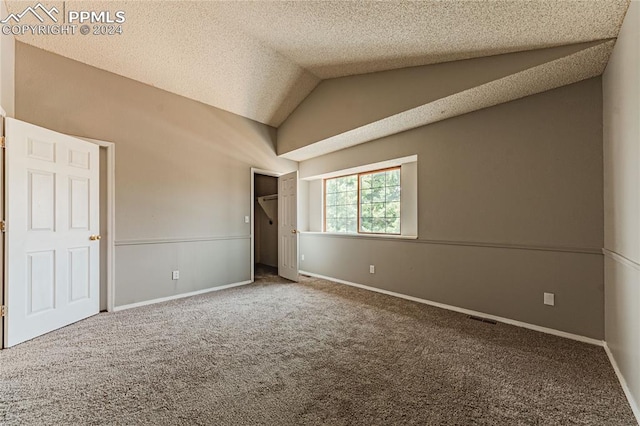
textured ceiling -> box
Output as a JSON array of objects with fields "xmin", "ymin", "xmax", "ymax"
[
  {"xmin": 7, "ymin": 0, "xmax": 629, "ymax": 127},
  {"xmin": 212, "ymin": 0, "xmax": 629, "ymax": 78}
]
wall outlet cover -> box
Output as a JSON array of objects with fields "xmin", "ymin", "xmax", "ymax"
[
  {"xmin": 369, "ymin": 265, "xmax": 375, "ymax": 274},
  {"xmin": 544, "ymin": 292, "xmax": 555, "ymax": 306},
  {"xmin": 172, "ymin": 270, "xmax": 180, "ymax": 280}
]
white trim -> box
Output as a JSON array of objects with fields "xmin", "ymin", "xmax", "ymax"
[
  {"xmin": 0, "ymin": 115, "xmax": 4, "ymax": 349},
  {"xmin": 116, "ymin": 235, "xmax": 249, "ymax": 246},
  {"xmin": 77, "ymin": 137, "xmax": 116, "ymax": 313},
  {"xmin": 250, "ymin": 168, "xmax": 284, "ymax": 283},
  {"xmin": 113, "ymin": 280, "xmax": 252, "ymax": 312},
  {"xmin": 300, "ymin": 270, "xmax": 604, "ymax": 347},
  {"xmin": 604, "ymin": 343, "xmax": 640, "ymax": 424},
  {"xmin": 300, "ymin": 232, "xmax": 601, "ymax": 255},
  {"xmin": 603, "ymin": 248, "xmax": 640, "ymax": 271},
  {"xmin": 301, "ymin": 155, "xmax": 418, "ymax": 181},
  {"xmin": 300, "ymin": 231, "xmax": 418, "ymax": 240}
]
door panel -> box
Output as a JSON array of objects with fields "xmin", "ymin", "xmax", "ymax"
[
  {"xmin": 69, "ymin": 177, "xmax": 90, "ymax": 229},
  {"xmin": 28, "ymin": 171, "xmax": 55, "ymax": 230},
  {"xmin": 278, "ymin": 171, "xmax": 298, "ymax": 282},
  {"xmin": 5, "ymin": 118, "xmax": 100, "ymax": 347},
  {"xmin": 69, "ymin": 247, "xmax": 90, "ymax": 302},
  {"xmin": 27, "ymin": 250, "xmax": 56, "ymax": 314}
]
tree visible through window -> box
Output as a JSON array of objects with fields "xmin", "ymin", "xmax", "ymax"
[
  {"xmin": 324, "ymin": 167, "xmax": 401, "ymax": 235},
  {"xmin": 360, "ymin": 168, "xmax": 401, "ymax": 234},
  {"xmin": 325, "ymin": 175, "xmax": 358, "ymax": 233}
]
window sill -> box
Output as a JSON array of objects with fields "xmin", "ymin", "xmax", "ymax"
[{"xmin": 299, "ymin": 231, "xmax": 418, "ymax": 240}]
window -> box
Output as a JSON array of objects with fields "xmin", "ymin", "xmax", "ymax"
[
  {"xmin": 324, "ymin": 174, "xmax": 358, "ymax": 233},
  {"xmin": 324, "ymin": 167, "xmax": 401, "ymax": 235}
]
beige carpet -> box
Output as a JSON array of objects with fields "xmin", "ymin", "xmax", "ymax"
[{"xmin": 0, "ymin": 266, "xmax": 635, "ymax": 425}]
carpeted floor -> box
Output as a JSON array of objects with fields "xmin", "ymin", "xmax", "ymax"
[{"xmin": 0, "ymin": 265, "xmax": 636, "ymax": 425}]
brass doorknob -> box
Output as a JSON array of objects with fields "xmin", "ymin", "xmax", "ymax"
[
  {"xmin": 291, "ymin": 229, "xmax": 297, "ymax": 234},
  {"xmin": 89, "ymin": 235, "xmax": 102, "ymax": 241}
]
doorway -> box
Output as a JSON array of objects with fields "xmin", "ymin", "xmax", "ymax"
[
  {"xmin": 250, "ymin": 168, "xmax": 299, "ymax": 283},
  {"xmin": 253, "ymin": 172, "xmax": 279, "ymax": 279},
  {"xmin": 78, "ymin": 137, "xmax": 115, "ymax": 314}
]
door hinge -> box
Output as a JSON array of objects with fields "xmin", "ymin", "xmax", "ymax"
[
  {"xmin": 0, "ymin": 136, "xmax": 5, "ymax": 149},
  {"xmin": 0, "ymin": 306, "xmax": 6, "ymax": 317},
  {"xmin": 0, "ymin": 220, "xmax": 5, "ymax": 232}
]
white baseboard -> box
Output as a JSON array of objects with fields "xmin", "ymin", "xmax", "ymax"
[
  {"xmin": 604, "ymin": 343, "xmax": 640, "ymax": 424},
  {"xmin": 299, "ymin": 270, "xmax": 603, "ymax": 347},
  {"xmin": 113, "ymin": 280, "xmax": 252, "ymax": 312}
]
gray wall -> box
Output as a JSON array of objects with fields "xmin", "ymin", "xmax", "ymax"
[
  {"xmin": 299, "ymin": 78, "xmax": 604, "ymax": 339},
  {"xmin": 603, "ymin": 1, "xmax": 640, "ymax": 417},
  {"xmin": 15, "ymin": 42, "xmax": 297, "ymax": 307},
  {"xmin": 278, "ymin": 42, "xmax": 601, "ymax": 156}
]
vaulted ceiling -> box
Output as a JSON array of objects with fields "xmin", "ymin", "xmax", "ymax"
[{"xmin": 8, "ymin": 0, "xmax": 631, "ymax": 127}]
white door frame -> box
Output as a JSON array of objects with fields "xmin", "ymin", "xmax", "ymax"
[
  {"xmin": 250, "ymin": 168, "xmax": 283, "ymax": 282},
  {"xmin": 1, "ymin": 115, "xmax": 6, "ymax": 349},
  {"xmin": 77, "ymin": 137, "xmax": 116, "ymax": 312}
]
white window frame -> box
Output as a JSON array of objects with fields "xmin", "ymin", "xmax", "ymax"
[
  {"xmin": 323, "ymin": 166, "xmax": 402, "ymax": 235},
  {"xmin": 301, "ymin": 155, "xmax": 418, "ymax": 240}
]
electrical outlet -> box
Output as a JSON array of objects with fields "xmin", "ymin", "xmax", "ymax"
[
  {"xmin": 369, "ymin": 265, "xmax": 375, "ymax": 274},
  {"xmin": 544, "ymin": 292, "xmax": 555, "ymax": 306},
  {"xmin": 301, "ymin": 254, "xmax": 305, "ymax": 261},
  {"xmin": 172, "ymin": 270, "xmax": 180, "ymax": 280}
]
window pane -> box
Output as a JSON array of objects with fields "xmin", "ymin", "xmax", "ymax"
[
  {"xmin": 360, "ymin": 203, "xmax": 372, "ymax": 218},
  {"xmin": 346, "ymin": 190, "xmax": 358, "ymax": 205},
  {"xmin": 357, "ymin": 168, "xmax": 401, "ymax": 234},
  {"xmin": 361, "ymin": 217, "xmax": 373, "ymax": 232},
  {"xmin": 372, "ymin": 187, "xmax": 385, "ymax": 203},
  {"xmin": 325, "ymin": 174, "xmax": 358, "ymax": 234},
  {"xmin": 330, "ymin": 169, "xmax": 401, "ymax": 235},
  {"xmin": 345, "ymin": 176, "xmax": 357, "ymax": 191},
  {"xmin": 386, "ymin": 185, "xmax": 400, "ymax": 202},
  {"xmin": 372, "ymin": 172, "xmax": 385, "ymax": 188},
  {"xmin": 386, "ymin": 217, "xmax": 400, "ymax": 234},
  {"xmin": 326, "ymin": 205, "xmax": 337, "ymax": 219},
  {"xmin": 386, "ymin": 169, "xmax": 400, "ymax": 186},
  {"xmin": 361, "ymin": 189, "xmax": 373, "ymax": 204},
  {"xmin": 372, "ymin": 218, "xmax": 386, "ymax": 233},
  {"xmin": 360, "ymin": 174, "xmax": 372, "ymax": 189},
  {"xmin": 385, "ymin": 202, "xmax": 400, "ymax": 219},
  {"xmin": 372, "ymin": 203, "xmax": 385, "ymax": 218}
]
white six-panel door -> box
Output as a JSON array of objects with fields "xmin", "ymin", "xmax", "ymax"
[
  {"xmin": 278, "ymin": 171, "xmax": 298, "ymax": 282},
  {"xmin": 5, "ymin": 118, "xmax": 100, "ymax": 347}
]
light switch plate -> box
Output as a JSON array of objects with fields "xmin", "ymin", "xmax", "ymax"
[
  {"xmin": 244, "ymin": 216, "xmax": 250, "ymax": 223},
  {"xmin": 369, "ymin": 265, "xmax": 375, "ymax": 274}
]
